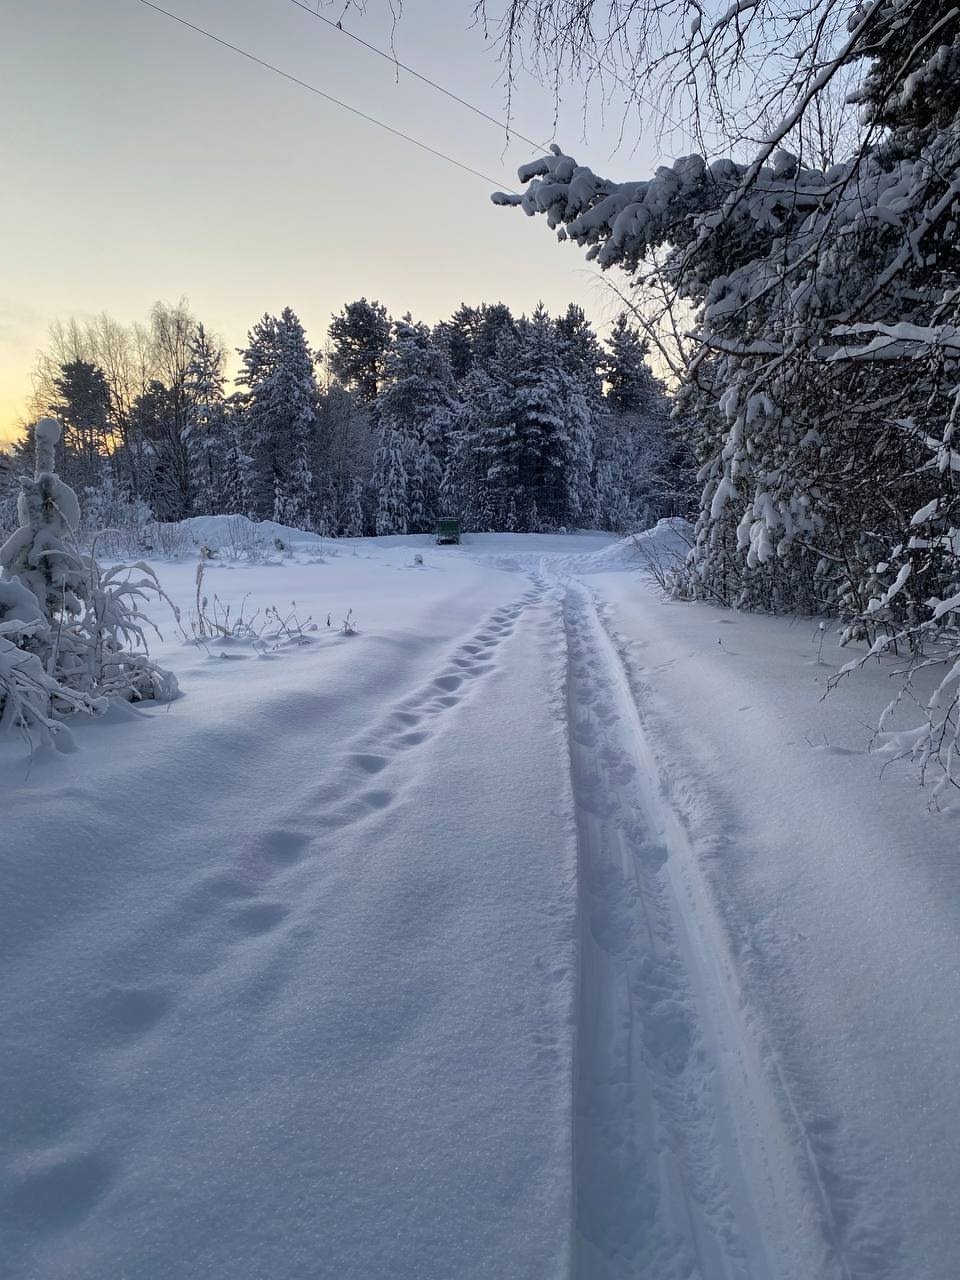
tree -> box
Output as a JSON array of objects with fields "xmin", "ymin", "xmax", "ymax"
[
  {"xmin": 600, "ymin": 313, "xmax": 691, "ymax": 526},
  {"xmin": 373, "ymin": 428, "xmax": 409, "ymax": 535},
  {"xmin": 237, "ymin": 308, "xmax": 319, "ymax": 527},
  {"xmin": 498, "ymin": 305, "xmax": 596, "ymax": 529},
  {"xmin": 140, "ymin": 301, "xmax": 198, "ymax": 520},
  {"xmin": 48, "ymin": 360, "xmax": 111, "ymax": 490},
  {"xmin": 489, "ymin": 0, "xmax": 960, "ymax": 779},
  {"xmin": 184, "ymin": 323, "xmax": 227, "ymax": 515},
  {"xmin": 313, "ymin": 381, "xmax": 376, "ymax": 535},
  {"xmin": 328, "ymin": 298, "xmax": 392, "ymax": 403},
  {"xmin": 374, "ymin": 319, "xmax": 457, "ymax": 532},
  {"xmin": 0, "ymin": 418, "xmax": 176, "ymax": 744},
  {"xmin": 434, "ymin": 304, "xmax": 480, "ymax": 381}
]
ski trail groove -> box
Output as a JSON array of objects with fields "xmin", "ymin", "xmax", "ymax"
[{"xmin": 562, "ymin": 578, "xmax": 844, "ymax": 1280}]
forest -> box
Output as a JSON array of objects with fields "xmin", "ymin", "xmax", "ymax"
[{"xmin": 0, "ymin": 298, "xmax": 688, "ymax": 544}]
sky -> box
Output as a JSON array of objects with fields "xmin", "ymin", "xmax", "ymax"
[{"xmin": 0, "ymin": 0, "xmax": 682, "ymax": 448}]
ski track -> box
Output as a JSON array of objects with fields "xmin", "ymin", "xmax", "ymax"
[{"xmin": 554, "ymin": 570, "xmax": 853, "ymax": 1280}]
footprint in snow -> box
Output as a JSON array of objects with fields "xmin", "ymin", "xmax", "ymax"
[
  {"xmin": 230, "ymin": 902, "xmax": 289, "ymax": 936},
  {"xmin": 361, "ymin": 789, "xmax": 393, "ymax": 810},
  {"xmin": 8, "ymin": 1151, "xmax": 115, "ymax": 1231},
  {"xmin": 90, "ymin": 985, "xmax": 173, "ymax": 1040},
  {"xmin": 348, "ymin": 753, "xmax": 389, "ymax": 775},
  {"xmin": 642, "ymin": 999, "xmax": 695, "ymax": 1076},
  {"xmin": 259, "ymin": 829, "xmax": 311, "ymax": 866},
  {"xmin": 315, "ymin": 789, "xmax": 396, "ymax": 830},
  {"xmin": 432, "ymin": 674, "xmax": 462, "ymax": 692}
]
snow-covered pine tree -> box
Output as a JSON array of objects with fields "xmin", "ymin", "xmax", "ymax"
[
  {"xmin": 434, "ymin": 304, "xmax": 480, "ymax": 381},
  {"xmin": 501, "ymin": 305, "xmax": 588, "ymax": 530},
  {"xmin": 600, "ymin": 313, "xmax": 689, "ymax": 527},
  {"xmin": 472, "ymin": 303, "xmax": 517, "ymax": 372},
  {"xmin": 184, "ymin": 323, "xmax": 227, "ymax": 516},
  {"xmin": 373, "ymin": 428, "xmax": 409, "ymax": 536},
  {"xmin": 470, "ymin": 330, "xmax": 523, "ymax": 528},
  {"xmin": 342, "ymin": 477, "xmax": 367, "ymax": 538},
  {"xmin": 221, "ymin": 395, "xmax": 253, "ymax": 518},
  {"xmin": 236, "ymin": 308, "xmax": 318, "ymax": 528},
  {"xmin": 374, "ymin": 319, "xmax": 457, "ymax": 533},
  {"xmin": 442, "ymin": 368, "xmax": 493, "ymax": 525},
  {"xmin": 313, "ymin": 379, "xmax": 376, "ymax": 535},
  {"xmin": 491, "ymin": 3, "xmax": 960, "ymax": 610}
]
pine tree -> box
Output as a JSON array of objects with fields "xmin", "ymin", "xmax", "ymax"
[
  {"xmin": 221, "ymin": 396, "xmax": 252, "ymax": 517},
  {"xmin": 600, "ymin": 313, "xmax": 687, "ymax": 527},
  {"xmin": 313, "ymin": 381, "xmax": 375, "ymax": 534},
  {"xmin": 504, "ymin": 306, "xmax": 583, "ymax": 529},
  {"xmin": 328, "ymin": 299, "xmax": 392, "ymax": 403},
  {"xmin": 236, "ymin": 308, "xmax": 318, "ymax": 528},
  {"xmin": 374, "ymin": 319, "xmax": 457, "ymax": 531},
  {"xmin": 373, "ymin": 428, "xmax": 409, "ymax": 535},
  {"xmin": 342, "ymin": 477, "xmax": 367, "ymax": 538},
  {"xmin": 184, "ymin": 323, "xmax": 227, "ymax": 515},
  {"xmin": 434, "ymin": 304, "xmax": 479, "ymax": 381},
  {"xmin": 48, "ymin": 360, "xmax": 111, "ymax": 491}
]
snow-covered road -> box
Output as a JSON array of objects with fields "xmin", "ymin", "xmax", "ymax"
[{"xmin": 3, "ymin": 530, "xmax": 959, "ymax": 1279}]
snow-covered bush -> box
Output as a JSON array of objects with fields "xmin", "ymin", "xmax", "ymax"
[
  {"xmin": 78, "ymin": 479, "xmax": 154, "ymax": 560},
  {"xmin": 0, "ymin": 418, "xmax": 178, "ymax": 745},
  {"xmin": 141, "ymin": 520, "xmax": 195, "ymax": 560}
]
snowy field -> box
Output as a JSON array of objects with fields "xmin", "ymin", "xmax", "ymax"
[{"xmin": 3, "ymin": 527, "xmax": 960, "ymax": 1280}]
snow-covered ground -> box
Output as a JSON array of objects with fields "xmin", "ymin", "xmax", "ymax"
[{"xmin": 3, "ymin": 528, "xmax": 959, "ymax": 1279}]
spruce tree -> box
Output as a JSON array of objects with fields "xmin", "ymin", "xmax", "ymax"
[
  {"xmin": 184, "ymin": 323, "xmax": 227, "ymax": 515},
  {"xmin": 236, "ymin": 308, "xmax": 318, "ymax": 528},
  {"xmin": 375, "ymin": 319, "xmax": 457, "ymax": 532},
  {"xmin": 373, "ymin": 428, "xmax": 409, "ymax": 535}
]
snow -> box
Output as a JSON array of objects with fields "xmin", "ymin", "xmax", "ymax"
[
  {"xmin": 3, "ymin": 530, "xmax": 960, "ymax": 1279},
  {"xmin": 148, "ymin": 513, "xmax": 327, "ymax": 551}
]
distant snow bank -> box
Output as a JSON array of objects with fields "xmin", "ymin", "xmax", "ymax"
[
  {"xmin": 141, "ymin": 514, "xmax": 692, "ymax": 563},
  {"xmin": 574, "ymin": 517, "xmax": 695, "ymax": 571},
  {"xmin": 144, "ymin": 514, "xmax": 327, "ymax": 557}
]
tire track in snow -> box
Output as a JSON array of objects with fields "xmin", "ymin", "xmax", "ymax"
[{"xmin": 563, "ymin": 579, "xmax": 845, "ymax": 1280}]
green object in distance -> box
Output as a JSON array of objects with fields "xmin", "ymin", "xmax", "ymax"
[{"xmin": 436, "ymin": 518, "xmax": 461, "ymax": 545}]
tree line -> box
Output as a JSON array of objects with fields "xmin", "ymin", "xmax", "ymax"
[{"xmin": 1, "ymin": 297, "xmax": 690, "ymax": 539}]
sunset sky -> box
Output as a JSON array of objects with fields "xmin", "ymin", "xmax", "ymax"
[{"xmin": 1, "ymin": 0, "xmax": 680, "ymax": 448}]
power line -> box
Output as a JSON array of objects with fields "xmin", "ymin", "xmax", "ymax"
[
  {"xmin": 284, "ymin": 0, "xmax": 552, "ymax": 154},
  {"xmin": 134, "ymin": 0, "xmax": 521, "ymax": 193},
  {"xmin": 283, "ymin": 0, "xmax": 698, "ymax": 159}
]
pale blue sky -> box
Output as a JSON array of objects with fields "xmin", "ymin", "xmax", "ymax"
[{"xmin": 0, "ymin": 0, "xmax": 680, "ymax": 442}]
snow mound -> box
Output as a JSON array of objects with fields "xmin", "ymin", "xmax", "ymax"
[
  {"xmin": 146, "ymin": 514, "xmax": 327, "ymax": 558},
  {"xmin": 578, "ymin": 518, "xmax": 694, "ymax": 571}
]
